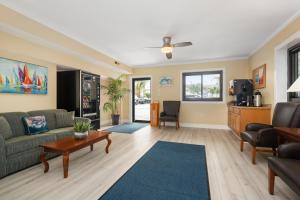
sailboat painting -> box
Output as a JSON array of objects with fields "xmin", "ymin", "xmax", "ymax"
[{"xmin": 0, "ymin": 57, "xmax": 48, "ymax": 94}]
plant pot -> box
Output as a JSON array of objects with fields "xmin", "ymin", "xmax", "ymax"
[
  {"xmin": 111, "ymin": 114, "xmax": 120, "ymax": 125},
  {"xmin": 74, "ymin": 131, "xmax": 89, "ymax": 139}
]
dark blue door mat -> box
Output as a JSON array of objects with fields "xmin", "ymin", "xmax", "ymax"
[
  {"xmin": 104, "ymin": 123, "xmax": 148, "ymax": 134},
  {"xmin": 99, "ymin": 141, "xmax": 210, "ymax": 200}
]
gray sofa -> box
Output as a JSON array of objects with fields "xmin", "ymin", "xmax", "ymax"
[{"xmin": 0, "ymin": 109, "xmax": 88, "ymax": 179}]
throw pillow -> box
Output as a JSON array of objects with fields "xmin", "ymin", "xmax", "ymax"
[
  {"xmin": 23, "ymin": 116, "xmax": 48, "ymax": 135},
  {"xmin": 56, "ymin": 111, "xmax": 75, "ymax": 128},
  {"xmin": 0, "ymin": 116, "xmax": 13, "ymax": 140}
]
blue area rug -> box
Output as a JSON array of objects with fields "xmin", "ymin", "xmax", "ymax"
[
  {"xmin": 99, "ymin": 141, "xmax": 210, "ymax": 200},
  {"xmin": 104, "ymin": 123, "xmax": 148, "ymax": 134}
]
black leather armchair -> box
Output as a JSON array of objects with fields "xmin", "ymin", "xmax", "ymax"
[
  {"xmin": 268, "ymin": 143, "xmax": 300, "ymax": 195},
  {"xmin": 159, "ymin": 101, "xmax": 181, "ymax": 129},
  {"xmin": 240, "ymin": 102, "xmax": 300, "ymax": 164}
]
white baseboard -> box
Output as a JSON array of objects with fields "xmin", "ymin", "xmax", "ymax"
[
  {"xmin": 164, "ymin": 122, "xmax": 229, "ymax": 130},
  {"xmin": 101, "ymin": 119, "xmax": 228, "ymax": 130}
]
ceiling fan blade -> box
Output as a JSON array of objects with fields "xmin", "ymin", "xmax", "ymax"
[
  {"xmin": 166, "ymin": 52, "xmax": 172, "ymax": 59},
  {"xmin": 172, "ymin": 42, "xmax": 192, "ymax": 47}
]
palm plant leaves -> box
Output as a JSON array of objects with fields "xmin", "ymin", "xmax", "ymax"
[{"xmin": 101, "ymin": 74, "xmax": 130, "ymax": 115}]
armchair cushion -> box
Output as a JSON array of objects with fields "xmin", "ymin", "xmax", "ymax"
[
  {"xmin": 246, "ymin": 123, "xmax": 273, "ymax": 132},
  {"xmin": 160, "ymin": 115, "xmax": 178, "ymax": 122},
  {"xmin": 160, "ymin": 112, "xmax": 166, "ymax": 117},
  {"xmin": 278, "ymin": 143, "xmax": 300, "ymax": 159},
  {"xmin": 268, "ymin": 157, "xmax": 300, "ymax": 195}
]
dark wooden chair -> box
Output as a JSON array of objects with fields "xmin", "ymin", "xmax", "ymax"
[
  {"xmin": 159, "ymin": 101, "xmax": 181, "ymax": 129},
  {"xmin": 240, "ymin": 102, "xmax": 300, "ymax": 164}
]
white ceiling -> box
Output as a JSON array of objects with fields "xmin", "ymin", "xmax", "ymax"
[{"xmin": 1, "ymin": 0, "xmax": 300, "ymax": 67}]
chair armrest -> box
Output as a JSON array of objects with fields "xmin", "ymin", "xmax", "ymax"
[
  {"xmin": 0, "ymin": 135, "xmax": 7, "ymax": 178},
  {"xmin": 257, "ymin": 128, "xmax": 278, "ymax": 147},
  {"xmin": 246, "ymin": 123, "xmax": 273, "ymax": 131},
  {"xmin": 278, "ymin": 143, "xmax": 300, "ymax": 159},
  {"xmin": 74, "ymin": 117, "xmax": 91, "ymax": 124},
  {"xmin": 160, "ymin": 112, "xmax": 166, "ymax": 117}
]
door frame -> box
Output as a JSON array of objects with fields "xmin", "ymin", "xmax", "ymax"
[{"xmin": 130, "ymin": 76, "xmax": 152, "ymax": 123}]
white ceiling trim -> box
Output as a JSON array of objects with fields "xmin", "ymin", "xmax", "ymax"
[
  {"xmin": 133, "ymin": 56, "xmax": 248, "ymax": 68},
  {"xmin": 249, "ymin": 9, "xmax": 300, "ymax": 57},
  {"xmin": 0, "ymin": 22, "xmax": 130, "ymax": 74}
]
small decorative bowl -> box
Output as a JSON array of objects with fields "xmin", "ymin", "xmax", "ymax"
[{"xmin": 74, "ymin": 131, "xmax": 89, "ymax": 139}]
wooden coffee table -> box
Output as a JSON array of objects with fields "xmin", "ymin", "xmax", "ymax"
[{"xmin": 39, "ymin": 130, "xmax": 111, "ymax": 178}]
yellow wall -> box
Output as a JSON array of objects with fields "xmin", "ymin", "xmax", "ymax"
[
  {"xmin": 133, "ymin": 59, "xmax": 249, "ymax": 126},
  {"xmin": 0, "ymin": 5, "xmax": 131, "ymax": 125},
  {"xmin": 2, "ymin": 3, "xmax": 300, "ymax": 127},
  {"xmin": 249, "ymin": 16, "xmax": 300, "ymax": 105}
]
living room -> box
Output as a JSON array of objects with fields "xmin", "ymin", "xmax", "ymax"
[{"xmin": 0, "ymin": 1, "xmax": 300, "ymax": 200}]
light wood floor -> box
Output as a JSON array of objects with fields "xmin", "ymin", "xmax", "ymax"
[{"xmin": 0, "ymin": 126, "xmax": 299, "ymax": 200}]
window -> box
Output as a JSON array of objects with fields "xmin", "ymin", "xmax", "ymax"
[
  {"xmin": 182, "ymin": 70, "xmax": 223, "ymax": 102},
  {"xmin": 288, "ymin": 43, "xmax": 300, "ymax": 102}
]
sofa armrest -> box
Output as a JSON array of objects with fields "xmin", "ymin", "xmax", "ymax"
[
  {"xmin": 257, "ymin": 128, "xmax": 278, "ymax": 147},
  {"xmin": 278, "ymin": 143, "xmax": 300, "ymax": 159},
  {"xmin": 74, "ymin": 117, "xmax": 91, "ymax": 124},
  {"xmin": 0, "ymin": 135, "xmax": 7, "ymax": 178},
  {"xmin": 246, "ymin": 123, "xmax": 273, "ymax": 131}
]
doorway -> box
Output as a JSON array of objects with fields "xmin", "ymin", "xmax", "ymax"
[{"xmin": 132, "ymin": 77, "xmax": 151, "ymax": 122}]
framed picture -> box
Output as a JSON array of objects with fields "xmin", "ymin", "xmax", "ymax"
[
  {"xmin": 159, "ymin": 76, "xmax": 173, "ymax": 87},
  {"xmin": 0, "ymin": 57, "xmax": 48, "ymax": 94},
  {"xmin": 252, "ymin": 64, "xmax": 266, "ymax": 89}
]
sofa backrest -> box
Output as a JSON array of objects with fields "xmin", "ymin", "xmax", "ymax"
[
  {"xmin": 0, "ymin": 109, "xmax": 68, "ymax": 138},
  {"xmin": 28, "ymin": 109, "xmax": 67, "ymax": 130},
  {"xmin": 0, "ymin": 112, "xmax": 29, "ymax": 137}
]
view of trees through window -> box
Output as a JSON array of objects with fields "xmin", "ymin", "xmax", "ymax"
[{"xmin": 183, "ymin": 71, "xmax": 222, "ymax": 101}]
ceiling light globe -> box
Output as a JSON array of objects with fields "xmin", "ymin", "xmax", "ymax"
[{"xmin": 161, "ymin": 46, "xmax": 172, "ymax": 54}]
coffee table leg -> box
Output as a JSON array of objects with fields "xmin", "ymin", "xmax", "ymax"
[
  {"xmin": 90, "ymin": 144, "xmax": 94, "ymax": 151},
  {"xmin": 63, "ymin": 152, "xmax": 69, "ymax": 178},
  {"xmin": 40, "ymin": 149, "xmax": 49, "ymax": 173},
  {"xmin": 105, "ymin": 135, "xmax": 112, "ymax": 154}
]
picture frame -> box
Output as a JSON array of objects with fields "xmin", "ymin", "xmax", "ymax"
[
  {"xmin": 252, "ymin": 64, "xmax": 266, "ymax": 89},
  {"xmin": 159, "ymin": 76, "xmax": 173, "ymax": 87},
  {"xmin": 0, "ymin": 57, "xmax": 48, "ymax": 95}
]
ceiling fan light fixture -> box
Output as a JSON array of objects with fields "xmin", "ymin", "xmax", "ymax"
[{"xmin": 161, "ymin": 46, "xmax": 173, "ymax": 54}]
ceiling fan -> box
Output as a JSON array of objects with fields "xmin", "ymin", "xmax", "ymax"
[{"xmin": 146, "ymin": 36, "xmax": 192, "ymax": 59}]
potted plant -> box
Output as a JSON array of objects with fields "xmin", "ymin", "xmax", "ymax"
[
  {"xmin": 101, "ymin": 74, "xmax": 130, "ymax": 125},
  {"xmin": 73, "ymin": 121, "xmax": 91, "ymax": 139}
]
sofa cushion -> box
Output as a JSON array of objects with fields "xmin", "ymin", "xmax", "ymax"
[
  {"xmin": 55, "ymin": 111, "xmax": 75, "ymax": 128},
  {"xmin": 268, "ymin": 157, "xmax": 300, "ymax": 195},
  {"xmin": 28, "ymin": 109, "xmax": 66, "ymax": 130},
  {"xmin": 0, "ymin": 112, "xmax": 29, "ymax": 137},
  {"xmin": 46, "ymin": 127, "xmax": 74, "ymax": 140},
  {"xmin": 23, "ymin": 116, "xmax": 49, "ymax": 135},
  {"xmin": 0, "ymin": 116, "xmax": 13, "ymax": 140},
  {"xmin": 5, "ymin": 134, "xmax": 56, "ymax": 156}
]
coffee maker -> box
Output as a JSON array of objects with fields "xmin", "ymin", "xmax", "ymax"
[{"xmin": 229, "ymin": 79, "xmax": 254, "ymax": 106}]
